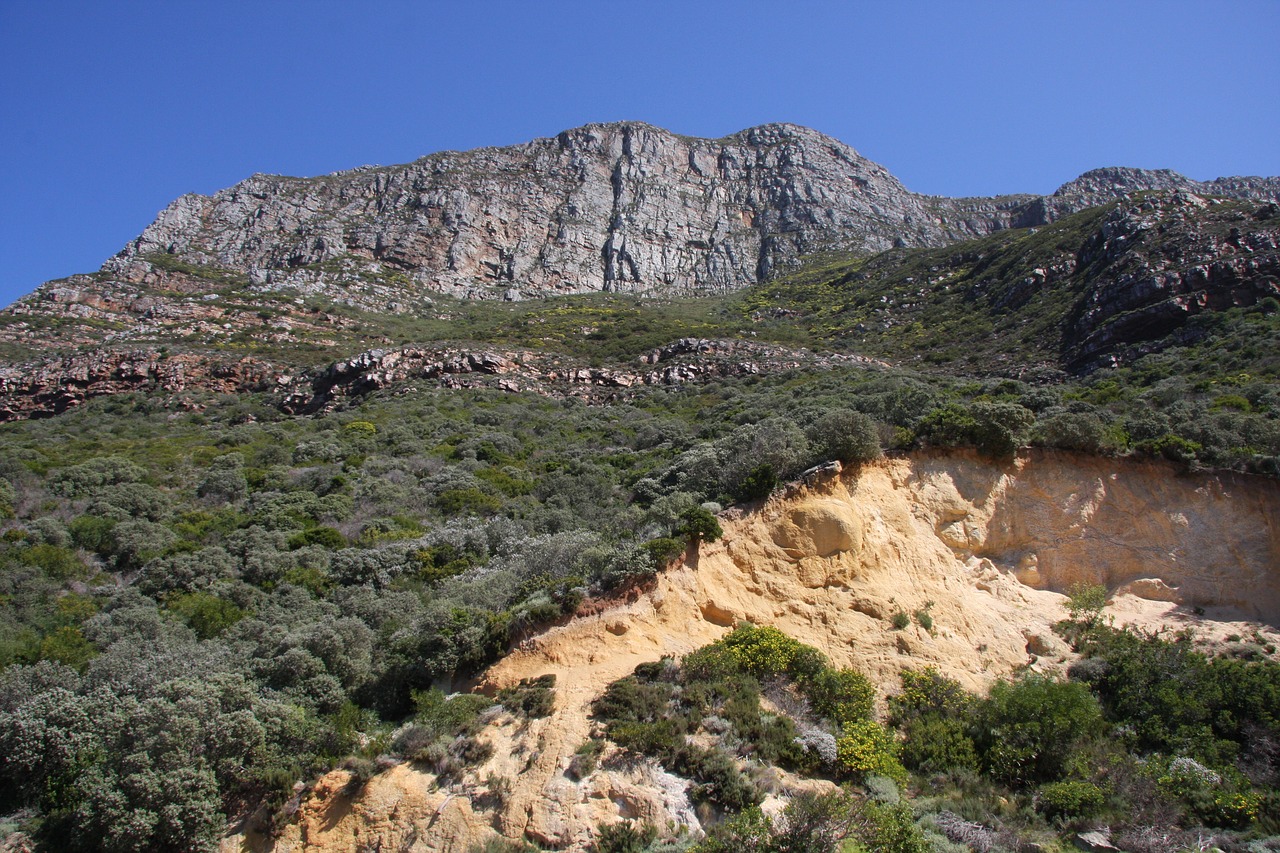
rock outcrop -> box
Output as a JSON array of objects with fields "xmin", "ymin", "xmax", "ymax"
[
  {"xmin": 1065, "ymin": 194, "xmax": 1280, "ymax": 370},
  {"xmin": 231, "ymin": 449, "xmax": 1280, "ymax": 853},
  {"xmin": 0, "ymin": 348, "xmax": 278, "ymax": 420},
  {"xmin": 110, "ymin": 122, "xmax": 1280, "ymax": 300}
]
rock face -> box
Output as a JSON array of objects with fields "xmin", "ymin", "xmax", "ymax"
[
  {"xmin": 230, "ymin": 449, "xmax": 1279, "ymax": 853},
  {"xmin": 113, "ymin": 122, "xmax": 1280, "ymax": 299},
  {"xmin": 1065, "ymin": 194, "xmax": 1280, "ymax": 370}
]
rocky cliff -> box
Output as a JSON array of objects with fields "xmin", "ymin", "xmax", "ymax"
[
  {"xmin": 228, "ymin": 450, "xmax": 1280, "ymax": 853},
  {"xmin": 110, "ymin": 122, "xmax": 1280, "ymax": 300}
]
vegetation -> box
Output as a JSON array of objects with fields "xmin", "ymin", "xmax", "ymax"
[{"xmin": 588, "ymin": 619, "xmax": 1280, "ymax": 852}]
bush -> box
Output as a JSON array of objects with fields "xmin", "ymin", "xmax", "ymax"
[
  {"xmin": 889, "ymin": 667, "xmax": 974, "ymax": 725},
  {"xmin": 807, "ymin": 408, "xmax": 882, "ymax": 463},
  {"xmin": 802, "ymin": 666, "xmax": 875, "ymax": 727},
  {"xmin": 900, "ymin": 716, "xmax": 978, "ymax": 775},
  {"xmin": 690, "ymin": 806, "xmax": 772, "ymax": 853},
  {"xmin": 410, "ymin": 689, "xmax": 494, "ymax": 741},
  {"xmin": 858, "ymin": 801, "xmax": 929, "ymax": 853},
  {"xmin": 1037, "ymin": 779, "xmax": 1106, "ymax": 820},
  {"xmin": 1065, "ymin": 582, "xmax": 1108, "ymax": 628},
  {"xmin": 836, "ymin": 719, "xmax": 908, "ymax": 786},
  {"xmin": 568, "ymin": 740, "xmax": 604, "ymax": 780},
  {"xmin": 717, "ymin": 625, "xmax": 813, "ymax": 679},
  {"xmin": 287, "ymin": 526, "xmax": 346, "ymax": 550},
  {"xmin": 642, "ymin": 537, "xmax": 684, "ymax": 571},
  {"xmin": 975, "ymin": 675, "xmax": 1103, "ymax": 787},
  {"xmin": 1035, "ymin": 411, "xmax": 1111, "ymax": 453},
  {"xmin": 917, "ymin": 402, "xmax": 1034, "ymax": 458},
  {"xmin": 593, "ymin": 821, "xmax": 658, "ymax": 853},
  {"xmin": 731, "ymin": 463, "xmax": 778, "ymax": 502},
  {"xmin": 166, "ymin": 592, "xmax": 246, "ymax": 640},
  {"xmin": 497, "ymin": 674, "xmax": 556, "ymax": 719},
  {"xmin": 677, "ymin": 506, "xmax": 722, "ymax": 543},
  {"xmin": 678, "ymin": 744, "xmax": 761, "ymax": 811}
]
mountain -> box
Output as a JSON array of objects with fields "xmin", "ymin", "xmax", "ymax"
[
  {"xmin": 1, "ymin": 122, "xmax": 1278, "ymax": 423},
  {"xmin": 1, "ymin": 124, "xmax": 1279, "ymax": 853}
]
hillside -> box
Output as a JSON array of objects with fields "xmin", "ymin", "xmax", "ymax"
[{"xmin": 0, "ymin": 123, "xmax": 1278, "ymax": 853}]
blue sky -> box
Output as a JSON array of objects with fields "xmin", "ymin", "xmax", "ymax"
[{"xmin": 2, "ymin": 0, "xmax": 1278, "ymax": 307}]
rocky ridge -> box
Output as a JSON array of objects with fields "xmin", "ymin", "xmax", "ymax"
[
  {"xmin": 0, "ymin": 338, "xmax": 886, "ymax": 421},
  {"xmin": 109, "ymin": 122, "xmax": 1280, "ymax": 300},
  {"xmin": 1065, "ymin": 194, "xmax": 1280, "ymax": 370}
]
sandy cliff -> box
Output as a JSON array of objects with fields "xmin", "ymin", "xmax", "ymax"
[{"xmin": 232, "ymin": 449, "xmax": 1280, "ymax": 853}]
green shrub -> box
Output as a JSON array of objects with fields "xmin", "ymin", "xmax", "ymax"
[
  {"xmin": 859, "ymin": 801, "xmax": 929, "ymax": 853},
  {"xmin": 836, "ymin": 719, "xmax": 908, "ymax": 786},
  {"xmin": 806, "ymin": 408, "xmax": 883, "ymax": 463},
  {"xmin": 68, "ymin": 515, "xmax": 116, "ymax": 554},
  {"xmin": 593, "ymin": 820, "xmax": 657, "ymax": 853},
  {"xmin": 802, "ymin": 666, "xmax": 875, "ymax": 726},
  {"xmin": 975, "ymin": 675, "xmax": 1103, "ymax": 787},
  {"xmin": 38, "ymin": 626, "xmax": 97, "ymax": 670},
  {"xmin": 678, "ymin": 745, "xmax": 761, "ymax": 811},
  {"xmin": 732, "ymin": 464, "xmax": 778, "ymax": 502},
  {"xmin": 497, "ymin": 674, "xmax": 556, "ymax": 718},
  {"xmin": 607, "ymin": 719, "xmax": 684, "ymax": 756},
  {"xmin": 1035, "ymin": 411, "xmax": 1111, "ymax": 453},
  {"xmin": 411, "ymin": 689, "xmax": 494, "ymax": 740},
  {"xmin": 889, "ymin": 667, "xmax": 974, "ymax": 724},
  {"xmin": 642, "ymin": 536, "xmax": 684, "ymax": 571},
  {"xmin": 1036, "ymin": 779, "xmax": 1106, "ymax": 820},
  {"xmin": 287, "ymin": 526, "xmax": 346, "ymax": 550},
  {"xmin": 592, "ymin": 675, "xmax": 675, "ymax": 726},
  {"xmin": 718, "ymin": 625, "xmax": 811, "ymax": 679},
  {"xmin": 690, "ymin": 806, "xmax": 772, "ymax": 853},
  {"xmin": 568, "ymin": 740, "xmax": 604, "ymax": 780},
  {"xmin": 917, "ymin": 402, "xmax": 1033, "ymax": 458},
  {"xmin": 20, "ymin": 544, "xmax": 86, "ymax": 580},
  {"xmin": 1135, "ymin": 433, "xmax": 1202, "ymax": 463},
  {"xmin": 677, "ymin": 506, "xmax": 722, "ymax": 543},
  {"xmin": 167, "ymin": 591, "xmax": 246, "ymax": 639},
  {"xmin": 900, "ymin": 716, "xmax": 978, "ymax": 775}
]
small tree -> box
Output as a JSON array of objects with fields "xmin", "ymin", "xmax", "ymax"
[
  {"xmin": 677, "ymin": 506, "xmax": 722, "ymax": 544},
  {"xmin": 1065, "ymin": 582, "xmax": 1108, "ymax": 629}
]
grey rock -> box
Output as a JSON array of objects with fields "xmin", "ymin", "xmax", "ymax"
[
  {"xmin": 1074, "ymin": 829, "xmax": 1119, "ymax": 851},
  {"xmin": 108, "ymin": 121, "xmax": 1280, "ymax": 300}
]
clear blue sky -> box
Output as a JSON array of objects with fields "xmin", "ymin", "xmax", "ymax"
[{"xmin": 2, "ymin": 0, "xmax": 1277, "ymax": 307}]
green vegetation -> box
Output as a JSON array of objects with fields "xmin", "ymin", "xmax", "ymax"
[{"xmin": 588, "ymin": 619, "xmax": 1280, "ymax": 852}]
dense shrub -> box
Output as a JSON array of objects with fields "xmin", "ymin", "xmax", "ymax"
[
  {"xmin": 1036, "ymin": 779, "xmax": 1106, "ymax": 820},
  {"xmin": 835, "ymin": 719, "xmax": 908, "ymax": 786},
  {"xmin": 802, "ymin": 666, "xmax": 874, "ymax": 727},
  {"xmin": 677, "ymin": 506, "xmax": 722, "ymax": 543},
  {"xmin": 975, "ymin": 676, "xmax": 1103, "ymax": 787},
  {"xmin": 497, "ymin": 674, "xmax": 556, "ymax": 718},
  {"xmin": 806, "ymin": 408, "xmax": 882, "ymax": 463},
  {"xmin": 900, "ymin": 716, "xmax": 978, "ymax": 775}
]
